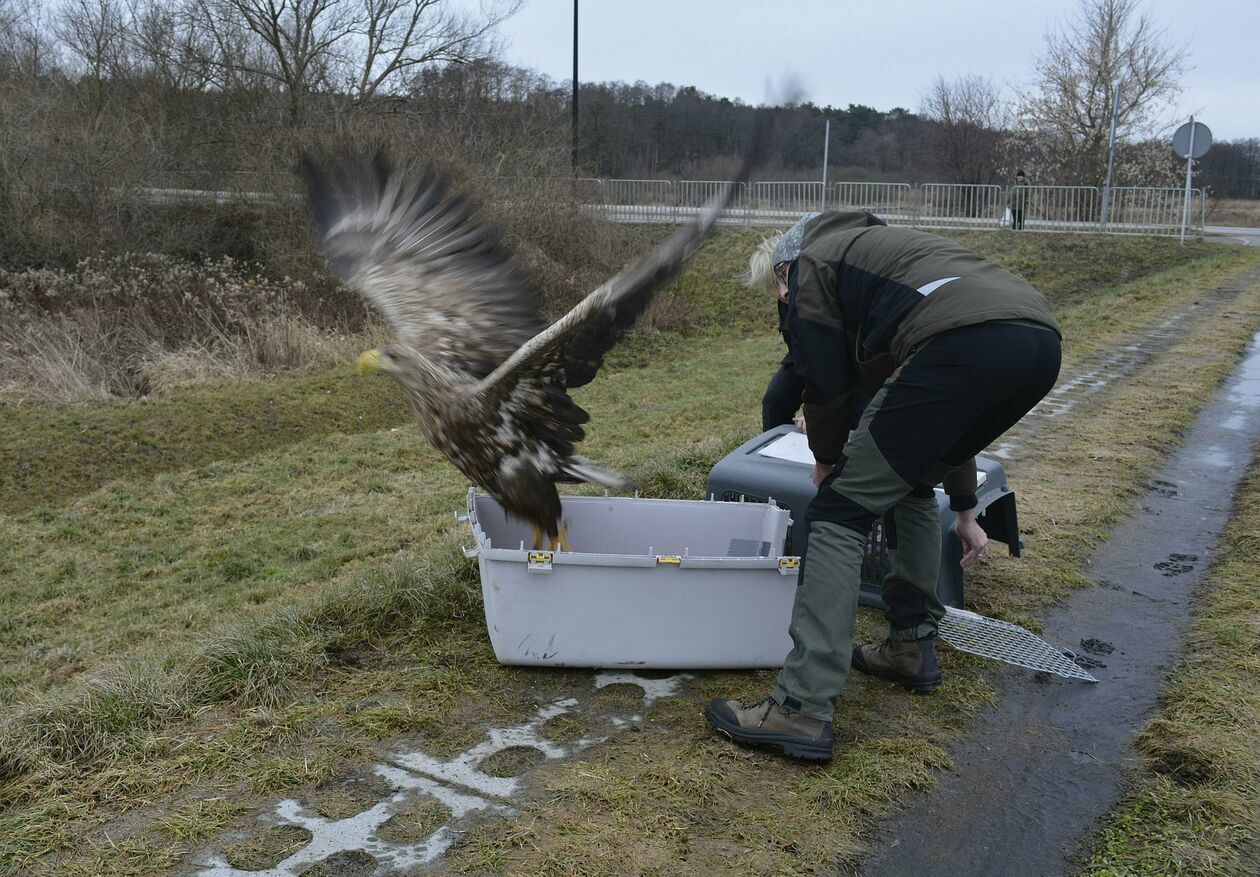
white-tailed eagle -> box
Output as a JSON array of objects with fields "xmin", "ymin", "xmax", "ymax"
[{"xmin": 301, "ymin": 121, "xmax": 770, "ymax": 547}]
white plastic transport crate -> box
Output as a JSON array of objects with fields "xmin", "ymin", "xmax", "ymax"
[{"xmin": 463, "ymin": 489, "xmax": 799, "ymax": 668}]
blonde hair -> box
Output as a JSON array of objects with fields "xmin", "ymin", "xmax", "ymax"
[{"xmin": 740, "ymin": 232, "xmax": 784, "ymax": 296}]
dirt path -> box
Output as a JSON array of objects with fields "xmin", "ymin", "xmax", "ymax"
[{"xmin": 855, "ymin": 326, "xmax": 1260, "ymax": 876}]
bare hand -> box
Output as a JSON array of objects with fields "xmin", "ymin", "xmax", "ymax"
[
  {"xmin": 954, "ymin": 509, "xmax": 989, "ymax": 569},
  {"xmin": 793, "ymin": 413, "xmax": 808, "ymax": 434},
  {"xmin": 811, "ymin": 462, "xmax": 835, "ymax": 487}
]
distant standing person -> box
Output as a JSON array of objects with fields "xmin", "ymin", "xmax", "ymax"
[{"xmin": 1009, "ymin": 169, "xmax": 1029, "ymax": 231}]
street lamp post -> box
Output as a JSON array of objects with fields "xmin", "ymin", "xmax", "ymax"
[
  {"xmin": 1100, "ymin": 80, "xmax": 1121, "ymax": 228},
  {"xmin": 572, "ymin": 0, "xmax": 579, "ymax": 172},
  {"xmin": 820, "ymin": 118, "xmax": 831, "ymax": 211}
]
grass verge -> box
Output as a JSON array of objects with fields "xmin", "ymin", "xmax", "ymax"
[
  {"xmin": 0, "ymin": 237, "xmax": 1256, "ymax": 874},
  {"xmin": 0, "ymin": 369, "xmax": 405, "ymax": 515},
  {"xmin": 1081, "ymin": 451, "xmax": 1260, "ymax": 877}
]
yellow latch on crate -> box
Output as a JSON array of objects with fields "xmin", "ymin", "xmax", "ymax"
[
  {"xmin": 527, "ymin": 550, "xmax": 553, "ymax": 572},
  {"xmin": 778, "ymin": 557, "xmax": 800, "ymax": 575},
  {"xmin": 656, "ymin": 555, "xmax": 683, "ymax": 565}
]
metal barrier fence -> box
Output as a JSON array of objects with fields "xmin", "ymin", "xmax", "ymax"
[
  {"xmin": 918, "ymin": 183, "xmax": 1005, "ymax": 229},
  {"xmin": 127, "ymin": 174, "xmax": 1208, "ymax": 238},
  {"xmin": 588, "ymin": 179, "xmax": 1205, "ymax": 238},
  {"xmin": 604, "ymin": 179, "xmax": 672, "ymax": 205},
  {"xmin": 827, "ymin": 182, "xmax": 914, "ymax": 223},
  {"xmin": 1016, "ymin": 185, "xmax": 1101, "ymax": 231},
  {"xmin": 677, "ymin": 180, "xmax": 749, "ymax": 221},
  {"xmin": 1106, "ymin": 187, "xmax": 1205, "ymax": 236},
  {"xmin": 749, "ymin": 181, "xmax": 825, "ymax": 215}
]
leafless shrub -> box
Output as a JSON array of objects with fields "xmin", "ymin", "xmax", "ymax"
[
  {"xmin": 920, "ymin": 74, "xmax": 1010, "ymax": 185},
  {"xmin": 472, "ymin": 176, "xmax": 656, "ymax": 321},
  {"xmin": 0, "ymin": 3, "xmax": 678, "ymax": 402},
  {"xmin": 138, "ymin": 318, "xmax": 389, "ymax": 395},
  {"xmin": 0, "ymin": 168, "xmax": 652, "ymax": 401}
]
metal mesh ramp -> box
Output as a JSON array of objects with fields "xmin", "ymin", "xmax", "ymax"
[{"xmin": 940, "ymin": 607, "xmax": 1098, "ymax": 683}]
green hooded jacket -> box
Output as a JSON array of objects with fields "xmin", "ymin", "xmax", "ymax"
[{"xmin": 786, "ymin": 211, "xmax": 1060, "ymax": 495}]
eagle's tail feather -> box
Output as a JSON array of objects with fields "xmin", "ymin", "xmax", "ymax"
[{"xmin": 562, "ymin": 456, "xmax": 634, "ymax": 492}]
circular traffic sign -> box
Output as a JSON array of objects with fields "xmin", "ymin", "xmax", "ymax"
[{"xmin": 1172, "ymin": 121, "xmax": 1212, "ymax": 159}]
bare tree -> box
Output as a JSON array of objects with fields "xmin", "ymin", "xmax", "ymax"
[
  {"xmin": 54, "ymin": 0, "xmax": 145, "ymax": 137},
  {"xmin": 194, "ymin": 0, "xmax": 519, "ymax": 124},
  {"xmin": 1019, "ymin": 0, "xmax": 1188, "ymax": 185},
  {"xmin": 126, "ymin": 0, "xmax": 219, "ymax": 92},
  {"xmin": 920, "ymin": 74, "xmax": 1009, "ymax": 184},
  {"xmin": 0, "ymin": 0, "xmax": 58, "ymax": 79},
  {"xmin": 0, "ymin": 0, "xmax": 16, "ymax": 75},
  {"xmin": 197, "ymin": 0, "xmax": 352, "ymax": 122},
  {"xmin": 352, "ymin": 0, "xmax": 517, "ymax": 102}
]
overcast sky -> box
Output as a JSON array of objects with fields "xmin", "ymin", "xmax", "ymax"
[{"xmin": 483, "ymin": 0, "xmax": 1258, "ymax": 141}]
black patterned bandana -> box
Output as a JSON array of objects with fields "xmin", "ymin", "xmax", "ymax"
[{"xmin": 771, "ymin": 212, "xmax": 820, "ymax": 265}]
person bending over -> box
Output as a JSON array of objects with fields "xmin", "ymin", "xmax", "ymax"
[{"xmin": 707, "ymin": 211, "xmax": 1061, "ymax": 762}]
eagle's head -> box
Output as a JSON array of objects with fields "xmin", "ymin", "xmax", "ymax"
[
  {"xmin": 356, "ymin": 345, "xmax": 454, "ymax": 397},
  {"xmin": 356, "ymin": 347, "xmax": 396, "ymax": 376}
]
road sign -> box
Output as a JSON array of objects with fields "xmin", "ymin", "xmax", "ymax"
[
  {"xmin": 1176, "ymin": 118, "xmax": 1211, "ymax": 245},
  {"xmin": 1173, "ymin": 121, "xmax": 1212, "ymax": 159}
]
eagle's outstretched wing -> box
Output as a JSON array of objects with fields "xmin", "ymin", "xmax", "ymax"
[
  {"xmin": 475, "ymin": 109, "xmax": 777, "ymax": 407},
  {"xmin": 301, "ymin": 154, "xmax": 544, "ymax": 379}
]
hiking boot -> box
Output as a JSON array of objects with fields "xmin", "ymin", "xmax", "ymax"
[
  {"xmin": 705, "ymin": 696, "xmax": 832, "ymax": 762},
  {"xmin": 851, "ymin": 637, "xmax": 943, "ymax": 693}
]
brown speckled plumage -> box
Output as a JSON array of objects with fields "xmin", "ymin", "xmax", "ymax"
[{"xmin": 301, "ymin": 128, "xmax": 770, "ymax": 538}]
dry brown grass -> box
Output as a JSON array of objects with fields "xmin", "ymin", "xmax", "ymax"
[
  {"xmin": 1207, "ymin": 198, "xmax": 1260, "ymax": 228},
  {"xmin": 0, "ymin": 254, "xmax": 374, "ymax": 402},
  {"xmin": 0, "ymin": 180, "xmax": 660, "ymax": 403}
]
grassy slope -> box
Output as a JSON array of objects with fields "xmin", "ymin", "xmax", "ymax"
[
  {"xmin": 1082, "ymin": 456, "xmax": 1260, "ymax": 877},
  {"xmin": 0, "ymin": 232, "xmax": 1257, "ymax": 874},
  {"xmin": 0, "ymin": 232, "xmax": 1238, "ymax": 702},
  {"xmin": 0, "ymin": 229, "xmax": 1206, "ymax": 516},
  {"xmin": 0, "ymin": 368, "xmax": 406, "ymax": 516}
]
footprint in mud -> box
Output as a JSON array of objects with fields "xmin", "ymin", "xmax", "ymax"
[
  {"xmin": 1154, "ymin": 553, "xmax": 1198, "ymax": 577},
  {"xmin": 1080, "ymin": 638, "xmax": 1115, "ymax": 656},
  {"xmin": 1070, "ymin": 653, "xmax": 1106, "ymax": 670},
  {"xmin": 1140, "ymin": 479, "xmax": 1179, "ymax": 498}
]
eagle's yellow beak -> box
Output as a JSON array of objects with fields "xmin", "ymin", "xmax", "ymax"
[{"xmin": 356, "ymin": 349, "xmax": 384, "ymax": 375}]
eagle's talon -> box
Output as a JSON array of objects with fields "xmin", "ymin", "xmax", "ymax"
[
  {"xmin": 531, "ymin": 524, "xmax": 573, "ymax": 552},
  {"xmin": 551, "ymin": 526, "xmax": 574, "ymax": 553}
]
